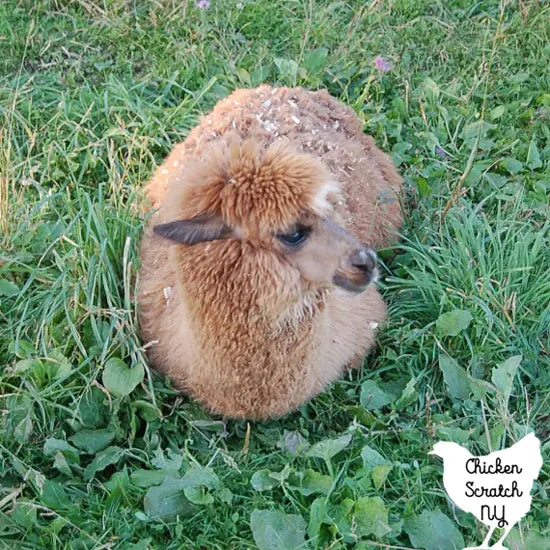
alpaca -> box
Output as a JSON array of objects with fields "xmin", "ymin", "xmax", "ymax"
[{"xmin": 138, "ymin": 86, "xmax": 403, "ymax": 420}]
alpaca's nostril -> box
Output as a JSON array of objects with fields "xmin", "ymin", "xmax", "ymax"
[{"xmin": 351, "ymin": 248, "xmax": 377, "ymax": 272}]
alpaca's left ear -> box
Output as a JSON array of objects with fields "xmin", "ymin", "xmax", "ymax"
[{"xmin": 154, "ymin": 215, "xmax": 231, "ymax": 245}]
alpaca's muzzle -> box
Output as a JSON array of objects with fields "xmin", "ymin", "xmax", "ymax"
[{"xmin": 333, "ymin": 247, "xmax": 378, "ymax": 293}]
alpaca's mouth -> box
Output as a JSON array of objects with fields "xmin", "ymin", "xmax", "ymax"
[{"xmin": 333, "ymin": 267, "xmax": 378, "ymax": 294}]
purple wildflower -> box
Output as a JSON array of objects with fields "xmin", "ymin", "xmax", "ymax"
[
  {"xmin": 374, "ymin": 56, "xmax": 391, "ymax": 73},
  {"xmin": 195, "ymin": 0, "xmax": 210, "ymax": 8},
  {"xmin": 435, "ymin": 146, "xmax": 447, "ymax": 158}
]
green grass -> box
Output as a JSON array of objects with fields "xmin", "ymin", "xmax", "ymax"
[{"xmin": 0, "ymin": 0, "xmax": 549, "ymax": 548}]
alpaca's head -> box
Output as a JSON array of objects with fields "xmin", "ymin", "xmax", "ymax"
[{"xmin": 154, "ymin": 138, "xmax": 378, "ymax": 300}]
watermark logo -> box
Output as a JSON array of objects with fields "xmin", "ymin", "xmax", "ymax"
[{"xmin": 429, "ymin": 432, "xmax": 543, "ymax": 550}]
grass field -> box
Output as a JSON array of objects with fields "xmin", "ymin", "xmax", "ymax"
[{"xmin": 1, "ymin": 0, "xmax": 549, "ymax": 548}]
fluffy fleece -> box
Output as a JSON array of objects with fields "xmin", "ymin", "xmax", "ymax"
[{"xmin": 138, "ymin": 85, "xmax": 403, "ymax": 420}]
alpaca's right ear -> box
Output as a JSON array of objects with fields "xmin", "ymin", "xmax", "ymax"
[{"xmin": 153, "ymin": 215, "xmax": 231, "ymax": 245}]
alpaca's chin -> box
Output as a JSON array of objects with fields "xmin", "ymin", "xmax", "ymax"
[{"xmin": 332, "ymin": 273, "xmax": 375, "ymax": 294}]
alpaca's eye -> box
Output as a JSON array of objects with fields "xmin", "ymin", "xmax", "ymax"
[{"xmin": 277, "ymin": 227, "xmax": 310, "ymax": 246}]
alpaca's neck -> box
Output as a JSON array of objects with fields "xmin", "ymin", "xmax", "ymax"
[
  {"xmin": 274, "ymin": 288, "xmax": 327, "ymax": 334},
  {"xmin": 186, "ymin": 283, "xmax": 327, "ymax": 374},
  {"xmin": 177, "ymin": 242, "xmax": 327, "ymax": 362}
]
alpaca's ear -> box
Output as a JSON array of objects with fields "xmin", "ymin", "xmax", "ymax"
[{"xmin": 153, "ymin": 215, "xmax": 231, "ymax": 245}]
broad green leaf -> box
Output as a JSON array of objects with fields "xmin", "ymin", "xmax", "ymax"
[
  {"xmin": 308, "ymin": 497, "xmax": 327, "ymax": 539},
  {"xmin": 416, "ymin": 177, "xmax": 431, "ymax": 197},
  {"xmin": 501, "ymin": 157, "xmax": 523, "ymax": 174},
  {"xmin": 219, "ymin": 488, "xmax": 234, "ymax": 505},
  {"xmin": 347, "ymin": 405, "xmax": 383, "ymax": 427},
  {"xmin": 151, "ymin": 447, "xmax": 183, "ymax": 470},
  {"xmin": 83, "ymin": 446, "xmax": 125, "ymax": 480},
  {"xmin": 14, "ymin": 359, "xmax": 43, "ymax": 374},
  {"xmin": 78, "ymin": 387, "xmax": 109, "ymax": 428},
  {"xmin": 131, "ymin": 400, "xmax": 160, "ymax": 421},
  {"xmin": 14, "ymin": 415, "xmax": 33, "ymax": 443},
  {"xmin": 326, "ymin": 498, "xmax": 355, "ymax": 542},
  {"xmin": 131, "ymin": 469, "xmax": 180, "ymax": 488},
  {"xmin": 387, "ymin": 519, "xmax": 404, "ymax": 539},
  {"xmin": 461, "ymin": 120, "xmax": 496, "ymax": 143},
  {"xmin": 250, "ymin": 509, "xmax": 306, "ymax": 550},
  {"xmin": 484, "ymin": 172, "xmax": 508, "ymax": 188},
  {"xmin": 470, "ymin": 377, "xmax": 495, "ymax": 401},
  {"xmin": 53, "ymin": 452, "xmax": 73, "ymax": 476},
  {"xmin": 181, "ymin": 467, "xmax": 220, "ymax": 490},
  {"xmin": 491, "ymin": 355, "xmax": 521, "ymax": 404},
  {"xmin": 142, "ymin": 467, "xmax": 218, "ymax": 519},
  {"xmin": 360, "ymin": 380, "xmax": 396, "ymax": 410},
  {"xmin": 394, "ymin": 377, "xmax": 419, "ymax": 410},
  {"xmin": 0, "ymin": 279, "xmax": 20, "ymax": 297},
  {"xmin": 274, "ymin": 58, "xmax": 299, "ymax": 86},
  {"xmin": 12, "ymin": 502, "xmax": 37, "ymax": 529},
  {"xmin": 435, "ymin": 425, "xmax": 471, "ymax": 444},
  {"xmin": 235, "ymin": 67, "xmax": 250, "ymax": 86},
  {"xmin": 270, "ymin": 465, "xmax": 292, "ymax": 483},
  {"xmin": 11, "ymin": 339, "xmax": 35, "ymax": 358},
  {"xmin": 372, "ymin": 465, "xmax": 393, "ymax": 490},
  {"xmin": 45, "ymin": 350, "xmax": 73, "ymax": 380},
  {"xmin": 303, "ymin": 47, "xmax": 328, "ymax": 74},
  {"xmin": 6, "ymin": 395, "xmax": 33, "ymax": 444},
  {"xmin": 480, "ymin": 140, "xmax": 496, "ymax": 151},
  {"xmin": 105, "ymin": 468, "xmax": 129, "ymax": 492},
  {"xmin": 250, "ymin": 66, "xmax": 270, "ymax": 87},
  {"xmin": 280, "ymin": 430, "xmax": 309, "ymax": 455},
  {"xmin": 361, "ymin": 445, "xmax": 391, "ymax": 469},
  {"xmin": 251, "ymin": 469, "xmax": 278, "ymax": 491},
  {"xmin": 465, "ymin": 162, "xmax": 488, "ymax": 186},
  {"xmin": 438, "ymin": 355, "xmax": 472, "ymax": 400},
  {"xmin": 102, "ymin": 358, "xmax": 144, "ymax": 397},
  {"xmin": 40, "ymin": 480, "xmax": 70, "ymax": 511},
  {"xmin": 527, "ymin": 139, "xmax": 542, "ymax": 170},
  {"xmin": 354, "ymin": 496, "xmax": 391, "ymax": 539},
  {"xmin": 291, "ymin": 469, "xmax": 332, "ymax": 496},
  {"xmin": 14, "ymin": 355, "xmax": 71, "ymax": 385},
  {"xmin": 404, "ymin": 510, "xmax": 465, "ymax": 550},
  {"xmin": 50, "ymin": 355, "xmax": 72, "ymax": 379},
  {"xmin": 506, "ymin": 527, "xmax": 550, "ymax": 550},
  {"xmin": 422, "ymin": 77, "xmax": 440, "ymax": 100},
  {"xmin": 436, "ymin": 309, "xmax": 472, "ymax": 337},
  {"xmin": 46, "ymin": 516, "xmax": 69, "ymax": 536},
  {"xmin": 144, "ymin": 477, "xmax": 196, "ymax": 520},
  {"xmin": 69, "ymin": 429, "xmax": 115, "ymax": 454},
  {"xmin": 184, "ymin": 486, "xmax": 214, "ymax": 505},
  {"xmin": 306, "ymin": 432, "xmax": 353, "ymax": 461},
  {"xmin": 488, "ymin": 105, "xmax": 505, "ymax": 120}
]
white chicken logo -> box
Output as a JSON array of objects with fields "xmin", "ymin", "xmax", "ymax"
[{"xmin": 429, "ymin": 432, "xmax": 543, "ymax": 550}]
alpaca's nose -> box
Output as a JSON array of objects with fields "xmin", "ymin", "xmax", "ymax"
[
  {"xmin": 334, "ymin": 246, "xmax": 378, "ymax": 293},
  {"xmin": 350, "ymin": 247, "xmax": 377, "ymax": 272}
]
